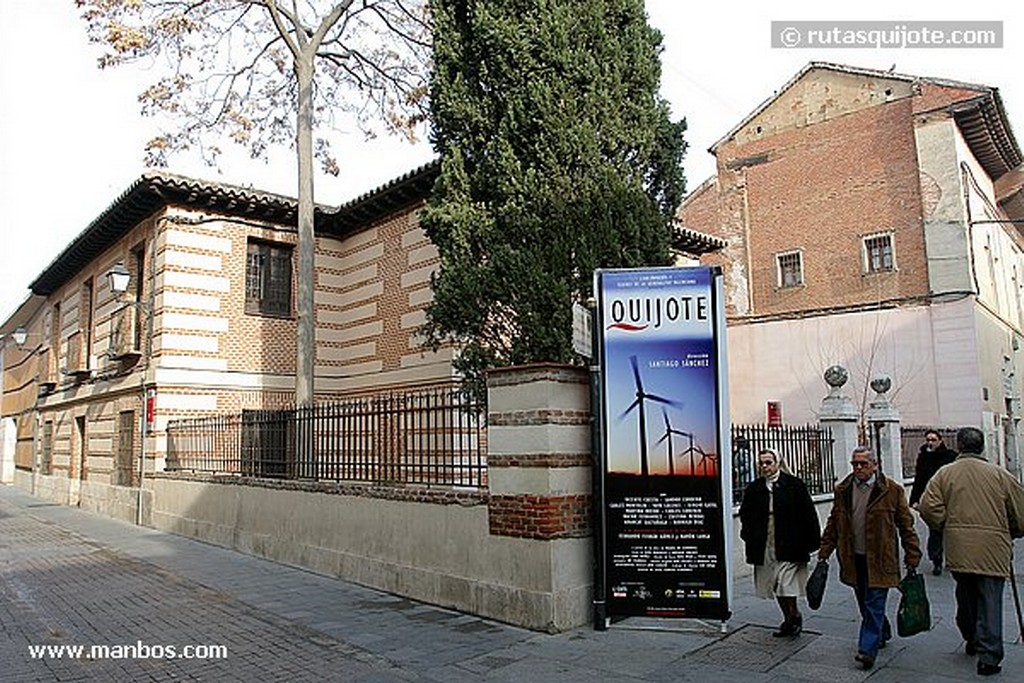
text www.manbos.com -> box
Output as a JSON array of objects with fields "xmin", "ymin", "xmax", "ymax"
[{"xmin": 28, "ymin": 641, "xmax": 228, "ymax": 660}]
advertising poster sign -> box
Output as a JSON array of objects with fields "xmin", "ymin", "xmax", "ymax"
[{"xmin": 595, "ymin": 266, "xmax": 731, "ymax": 621}]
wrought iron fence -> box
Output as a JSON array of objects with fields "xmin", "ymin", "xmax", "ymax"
[
  {"xmin": 730, "ymin": 424, "xmax": 836, "ymax": 504},
  {"xmin": 166, "ymin": 383, "xmax": 487, "ymax": 488}
]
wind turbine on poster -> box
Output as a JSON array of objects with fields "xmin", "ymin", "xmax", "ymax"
[
  {"xmin": 654, "ymin": 407, "xmax": 689, "ymax": 475},
  {"xmin": 620, "ymin": 355, "xmax": 683, "ymax": 476},
  {"xmin": 676, "ymin": 429, "xmax": 705, "ymax": 476},
  {"xmin": 697, "ymin": 449, "xmax": 718, "ymax": 476}
]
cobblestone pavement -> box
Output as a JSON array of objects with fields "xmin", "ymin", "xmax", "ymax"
[
  {"xmin": 0, "ymin": 502, "xmax": 409, "ymax": 681},
  {"xmin": 2, "ymin": 483, "xmax": 1023, "ymax": 682}
]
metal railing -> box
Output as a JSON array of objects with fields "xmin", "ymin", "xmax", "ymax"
[
  {"xmin": 730, "ymin": 423, "xmax": 836, "ymax": 504},
  {"xmin": 166, "ymin": 383, "xmax": 487, "ymax": 488}
]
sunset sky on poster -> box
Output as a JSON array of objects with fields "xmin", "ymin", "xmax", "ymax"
[{"xmin": 599, "ymin": 268, "xmax": 720, "ymax": 476}]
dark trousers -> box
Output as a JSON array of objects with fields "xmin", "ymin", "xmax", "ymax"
[
  {"xmin": 927, "ymin": 529, "xmax": 944, "ymax": 567},
  {"xmin": 952, "ymin": 572, "xmax": 1005, "ymax": 667}
]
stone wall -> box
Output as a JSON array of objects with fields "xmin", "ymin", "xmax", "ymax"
[{"xmin": 12, "ymin": 362, "xmax": 847, "ymax": 633}]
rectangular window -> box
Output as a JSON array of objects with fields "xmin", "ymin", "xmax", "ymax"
[
  {"xmin": 80, "ymin": 279, "xmax": 94, "ymax": 369},
  {"xmin": 51, "ymin": 301, "xmax": 61, "ymax": 363},
  {"xmin": 132, "ymin": 243, "xmax": 146, "ymax": 352},
  {"xmin": 246, "ymin": 241, "xmax": 293, "ymax": 317},
  {"xmin": 41, "ymin": 421, "xmax": 53, "ymax": 476},
  {"xmin": 116, "ymin": 411, "xmax": 136, "ymax": 486},
  {"xmin": 776, "ymin": 251, "xmax": 803, "ymax": 288},
  {"xmin": 863, "ymin": 233, "xmax": 895, "ymax": 273},
  {"xmin": 73, "ymin": 415, "xmax": 87, "ymax": 481}
]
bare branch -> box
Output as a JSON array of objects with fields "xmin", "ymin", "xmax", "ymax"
[
  {"xmin": 77, "ymin": 0, "xmax": 429, "ymax": 168},
  {"xmin": 363, "ymin": 0, "xmax": 430, "ymax": 49},
  {"xmin": 259, "ymin": 0, "xmax": 302, "ymax": 58}
]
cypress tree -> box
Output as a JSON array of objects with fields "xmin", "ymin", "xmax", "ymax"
[{"xmin": 423, "ymin": 0, "xmax": 687, "ymax": 386}]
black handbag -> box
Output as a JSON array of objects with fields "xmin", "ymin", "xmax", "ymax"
[
  {"xmin": 806, "ymin": 559, "xmax": 828, "ymax": 610},
  {"xmin": 897, "ymin": 569, "xmax": 931, "ymax": 637}
]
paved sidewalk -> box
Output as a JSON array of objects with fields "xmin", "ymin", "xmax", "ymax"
[{"xmin": 2, "ymin": 483, "xmax": 1022, "ymax": 682}]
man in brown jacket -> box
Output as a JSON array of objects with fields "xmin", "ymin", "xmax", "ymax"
[
  {"xmin": 819, "ymin": 446, "xmax": 921, "ymax": 670},
  {"xmin": 919, "ymin": 427, "xmax": 1024, "ymax": 677}
]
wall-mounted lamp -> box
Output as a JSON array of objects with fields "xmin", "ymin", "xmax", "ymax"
[
  {"xmin": 7, "ymin": 327, "xmax": 44, "ymax": 351},
  {"xmin": 106, "ymin": 261, "xmax": 153, "ymax": 526},
  {"xmin": 107, "ymin": 262, "xmax": 131, "ymax": 296}
]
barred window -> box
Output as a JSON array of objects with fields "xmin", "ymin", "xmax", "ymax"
[
  {"xmin": 776, "ymin": 251, "xmax": 803, "ymax": 288},
  {"xmin": 131, "ymin": 243, "xmax": 146, "ymax": 352},
  {"xmin": 115, "ymin": 411, "xmax": 136, "ymax": 487},
  {"xmin": 80, "ymin": 279, "xmax": 94, "ymax": 369},
  {"xmin": 41, "ymin": 421, "xmax": 53, "ymax": 476},
  {"xmin": 863, "ymin": 233, "xmax": 895, "ymax": 273},
  {"xmin": 246, "ymin": 241, "xmax": 293, "ymax": 317}
]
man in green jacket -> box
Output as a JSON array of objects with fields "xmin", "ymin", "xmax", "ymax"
[
  {"xmin": 819, "ymin": 446, "xmax": 921, "ymax": 670},
  {"xmin": 920, "ymin": 427, "xmax": 1024, "ymax": 677}
]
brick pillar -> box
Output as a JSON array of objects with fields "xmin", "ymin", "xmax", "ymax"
[{"xmin": 486, "ymin": 363, "xmax": 593, "ymax": 631}]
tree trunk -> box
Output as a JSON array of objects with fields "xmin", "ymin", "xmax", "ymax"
[
  {"xmin": 295, "ymin": 55, "xmax": 315, "ymax": 409},
  {"xmin": 294, "ymin": 55, "xmax": 316, "ymax": 476}
]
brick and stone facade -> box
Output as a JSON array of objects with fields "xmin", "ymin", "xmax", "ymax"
[
  {"xmin": 2, "ymin": 165, "xmax": 454, "ymax": 498},
  {"xmin": 485, "ymin": 364, "xmax": 593, "ymax": 541},
  {"xmin": 681, "ymin": 63, "xmax": 1024, "ymax": 468}
]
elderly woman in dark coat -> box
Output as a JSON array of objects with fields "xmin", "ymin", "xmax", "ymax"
[{"xmin": 739, "ymin": 448, "xmax": 822, "ymax": 636}]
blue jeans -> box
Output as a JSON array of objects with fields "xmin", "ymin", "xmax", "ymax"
[{"xmin": 853, "ymin": 554, "xmax": 891, "ymax": 659}]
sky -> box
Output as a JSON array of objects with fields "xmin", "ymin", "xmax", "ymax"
[{"xmin": 1, "ymin": 1, "xmax": 1022, "ymax": 322}]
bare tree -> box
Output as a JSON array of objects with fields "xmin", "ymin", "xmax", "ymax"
[
  {"xmin": 76, "ymin": 0, "xmax": 430, "ymax": 407},
  {"xmin": 789, "ymin": 308, "xmax": 928, "ymax": 427}
]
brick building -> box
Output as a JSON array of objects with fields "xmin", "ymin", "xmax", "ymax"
[
  {"xmin": 0, "ymin": 163, "xmax": 452, "ymax": 499},
  {"xmin": 0, "ymin": 161, "xmax": 720, "ymax": 501},
  {"xmin": 681, "ymin": 62, "xmax": 1024, "ymax": 472},
  {"xmin": 0, "ymin": 162, "xmax": 724, "ymax": 629}
]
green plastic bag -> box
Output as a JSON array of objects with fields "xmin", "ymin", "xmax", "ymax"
[{"xmin": 897, "ymin": 569, "xmax": 931, "ymax": 637}]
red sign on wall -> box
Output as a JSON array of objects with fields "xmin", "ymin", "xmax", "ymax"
[
  {"xmin": 146, "ymin": 388, "xmax": 156, "ymax": 430},
  {"xmin": 767, "ymin": 401, "xmax": 783, "ymax": 427}
]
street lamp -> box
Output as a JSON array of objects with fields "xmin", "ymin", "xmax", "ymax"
[
  {"xmin": 105, "ymin": 260, "xmax": 152, "ymax": 526},
  {"xmin": 107, "ymin": 263, "xmax": 131, "ymax": 296},
  {"xmin": 8, "ymin": 327, "xmax": 44, "ymax": 351}
]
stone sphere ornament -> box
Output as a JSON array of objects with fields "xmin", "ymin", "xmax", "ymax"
[
  {"xmin": 824, "ymin": 365, "xmax": 849, "ymax": 388},
  {"xmin": 870, "ymin": 376, "xmax": 892, "ymax": 395}
]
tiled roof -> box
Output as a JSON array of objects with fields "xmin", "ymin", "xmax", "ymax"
[
  {"xmin": 29, "ymin": 165, "xmax": 438, "ymax": 295},
  {"xmin": 28, "ymin": 159, "xmax": 721, "ymax": 296},
  {"xmin": 950, "ymin": 93, "xmax": 1022, "ymax": 180},
  {"xmin": 710, "ymin": 61, "xmax": 1022, "ymax": 182},
  {"xmin": 325, "ymin": 161, "xmax": 439, "ymax": 238},
  {"xmin": 673, "ymin": 224, "xmax": 726, "ymax": 254}
]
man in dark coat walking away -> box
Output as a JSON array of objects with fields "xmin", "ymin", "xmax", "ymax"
[{"xmin": 909, "ymin": 429, "xmax": 957, "ymax": 575}]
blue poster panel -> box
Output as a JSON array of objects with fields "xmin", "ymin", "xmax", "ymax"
[{"xmin": 595, "ymin": 266, "xmax": 731, "ymax": 621}]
